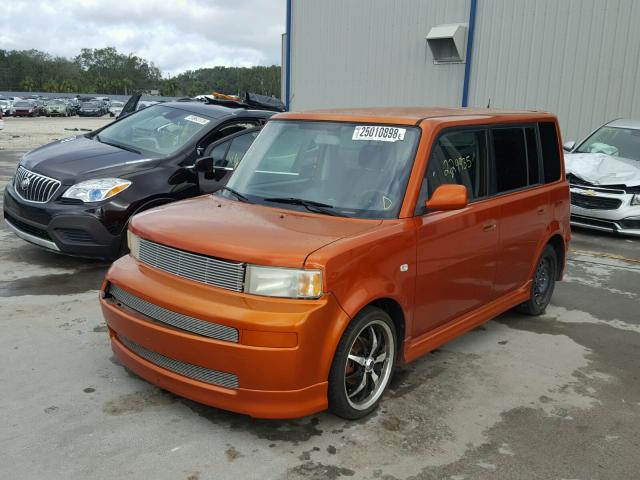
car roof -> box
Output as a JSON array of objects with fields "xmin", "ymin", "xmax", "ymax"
[
  {"xmin": 606, "ymin": 118, "xmax": 640, "ymax": 129},
  {"xmin": 274, "ymin": 107, "xmax": 555, "ymax": 126},
  {"xmin": 161, "ymin": 101, "xmax": 274, "ymax": 120}
]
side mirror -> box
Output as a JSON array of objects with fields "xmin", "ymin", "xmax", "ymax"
[
  {"xmin": 195, "ymin": 156, "xmax": 214, "ymax": 173},
  {"xmin": 563, "ymin": 141, "xmax": 575, "ymax": 152},
  {"xmin": 425, "ymin": 184, "xmax": 468, "ymax": 211}
]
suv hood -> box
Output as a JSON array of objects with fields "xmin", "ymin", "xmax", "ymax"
[
  {"xmin": 20, "ymin": 136, "xmax": 159, "ymax": 182},
  {"xmin": 565, "ymin": 153, "xmax": 640, "ymax": 187},
  {"xmin": 130, "ymin": 195, "xmax": 382, "ymax": 268}
]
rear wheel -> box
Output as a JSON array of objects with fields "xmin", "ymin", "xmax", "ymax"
[
  {"xmin": 328, "ymin": 306, "xmax": 396, "ymax": 419},
  {"xmin": 516, "ymin": 244, "xmax": 558, "ymax": 315}
]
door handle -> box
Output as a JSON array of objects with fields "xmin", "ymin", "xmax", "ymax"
[
  {"xmin": 537, "ymin": 206, "xmax": 547, "ymax": 215},
  {"xmin": 482, "ymin": 221, "xmax": 497, "ymax": 232}
]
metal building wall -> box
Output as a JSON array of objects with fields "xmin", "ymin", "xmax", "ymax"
[
  {"xmin": 289, "ymin": 0, "xmax": 471, "ymax": 110},
  {"xmin": 289, "ymin": 0, "xmax": 640, "ymax": 141},
  {"xmin": 469, "ymin": 0, "xmax": 640, "ymax": 141}
]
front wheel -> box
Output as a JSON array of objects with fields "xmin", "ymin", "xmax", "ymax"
[
  {"xmin": 328, "ymin": 306, "xmax": 396, "ymax": 419},
  {"xmin": 516, "ymin": 244, "xmax": 558, "ymax": 315}
]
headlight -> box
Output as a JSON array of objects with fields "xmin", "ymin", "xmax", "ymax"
[
  {"xmin": 631, "ymin": 194, "xmax": 640, "ymax": 206},
  {"xmin": 127, "ymin": 230, "xmax": 140, "ymax": 259},
  {"xmin": 244, "ymin": 265, "xmax": 323, "ymax": 299},
  {"xmin": 62, "ymin": 178, "xmax": 131, "ymax": 202}
]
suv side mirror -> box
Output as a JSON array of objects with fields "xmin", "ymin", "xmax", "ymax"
[
  {"xmin": 425, "ymin": 184, "xmax": 468, "ymax": 211},
  {"xmin": 563, "ymin": 141, "xmax": 575, "ymax": 152},
  {"xmin": 195, "ymin": 156, "xmax": 214, "ymax": 173}
]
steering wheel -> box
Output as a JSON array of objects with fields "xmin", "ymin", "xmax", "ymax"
[{"xmin": 356, "ymin": 189, "xmax": 394, "ymax": 211}]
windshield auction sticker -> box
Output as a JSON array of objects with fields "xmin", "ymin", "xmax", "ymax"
[
  {"xmin": 353, "ymin": 126, "xmax": 406, "ymax": 142},
  {"xmin": 184, "ymin": 115, "xmax": 210, "ymax": 125}
]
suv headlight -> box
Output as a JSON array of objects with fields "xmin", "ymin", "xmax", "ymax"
[
  {"xmin": 245, "ymin": 265, "xmax": 323, "ymax": 299},
  {"xmin": 62, "ymin": 178, "xmax": 131, "ymax": 202},
  {"xmin": 127, "ymin": 230, "xmax": 140, "ymax": 259},
  {"xmin": 631, "ymin": 194, "xmax": 640, "ymax": 206}
]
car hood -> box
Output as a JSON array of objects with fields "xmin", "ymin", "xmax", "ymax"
[
  {"xmin": 565, "ymin": 153, "xmax": 640, "ymax": 187},
  {"xmin": 130, "ymin": 195, "xmax": 383, "ymax": 268},
  {"xmin": 20, "ymin": 136, "xmax": 160, "ymax": 182}
]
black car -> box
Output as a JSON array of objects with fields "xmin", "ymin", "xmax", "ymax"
[
  {"xmin": 78, "ymin": 100, "xmax": 107, "ymax": 117},
  {"xmin": 3, "ymin": 95, "xmax": 276, "ymax": 259}
]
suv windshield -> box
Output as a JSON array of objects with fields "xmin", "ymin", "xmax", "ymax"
[
  {"xmin": 224, "ymin": 120, "xmax": 420, "ymax": 219},
  {"xmin": 96, "ymin": 105, "xmax": 213, "ymax": 157},
  {"xmin": 575, "ymin": 126, "xmax": 640, "ymax": 162}
]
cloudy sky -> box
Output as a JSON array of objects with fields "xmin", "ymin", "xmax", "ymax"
[{"xmin": 1, "ymin": 0, "xmax": 285, "ymax": 76}]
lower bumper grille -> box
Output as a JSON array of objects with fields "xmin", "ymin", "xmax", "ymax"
[
  {"xmin": 571, "ymin": 214, "xmax": 616, "ymax": 230},
  {"xmin": 4, "ymin": 211, "xmax": 51, "ymax": 240},
  {"xmin": 55, "ymin": 228, "xmax": 94, "ymax": 243},
  {"xmin": 120, "ymin": 336, "xmax": 239, "ymax": 389},
  {"xmin": 108, "ymin": 284, "xmax": 239, "ymax": 342}
]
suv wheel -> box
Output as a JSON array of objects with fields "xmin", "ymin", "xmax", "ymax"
[
  {"xmin": 516, "ymin": 244, "xmax": 557, "ymax": 316},
  {"xmin": 328, "ymin": 306, "xmax": 396, "ymax": 419}
]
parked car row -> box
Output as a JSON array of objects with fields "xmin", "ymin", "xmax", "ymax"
[{"xmin": 0, "ymin": 95, "xmax": 119, "ymax": 118}]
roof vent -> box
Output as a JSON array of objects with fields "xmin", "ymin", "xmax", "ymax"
[{"xmin": 426, "ymin": 23, "xmax": 468, "ymax": 64}]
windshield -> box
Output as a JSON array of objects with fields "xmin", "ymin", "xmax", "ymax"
[
  {"xmin": 110, "ymin": 101, "xmax": 124, "ymax": 107},
  {"xmin": 14, "ymin": 101, "xmax": 32, "ymax": 107},
  {"xmin": 83, "ymin": 102, "xmax": 100, "ymax": 107},
  {"xmin": 97, "ymin": 105, "xmax": 213, "ymax": 157},
  {"xmin": 575, "ymin": 126, "xmax": 640, "ymax": 162},
  {"xmin": 224, "ymin": 120, "xmax": 420, "ymax": 219}
]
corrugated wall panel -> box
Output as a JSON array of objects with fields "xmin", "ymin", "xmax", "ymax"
[
  {"xmin": 469, "ymin": 0, "xmax": 640, "ymax": 140},
  {"xmin": 290, "ymin": 0, "xmax": 470, "ymax": 110}
]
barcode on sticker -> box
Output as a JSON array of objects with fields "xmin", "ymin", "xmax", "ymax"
[
  {"xmin": 353, "ymin": 126, "xmax": 406, "ymax": 142},
  {"xmin": 184, "ymin": 115, "xmax": 210, "ymax": 125}
]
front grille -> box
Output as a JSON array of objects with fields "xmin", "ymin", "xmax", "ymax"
[
  {"xmin": 618, "ymin": 219, "xmax": 640, "ymax": 230},
  {"xmin": 4, "ymin": 211, "xmax": 51, "ymax": 240},
  {"xmin": 138, "ymin": 238, "xmax": 245, "ymax": 292},
  {"xmin": 571, "ymin": 193, "xmax": 622, "ymax": 210},
  {"xmin": 119, "ymin": 336, "xmax": 239, "ymax": 389},
  {"xmin": 55, "ymin": 228, "xmax": 94, "ymax": 243},
  {"xmin": 13, "ymin": 166, "xmax": 61, "ymax": 203},
  {"xmin": 108, "ymin": 284, "xmax": 239, "ymax": 342}
]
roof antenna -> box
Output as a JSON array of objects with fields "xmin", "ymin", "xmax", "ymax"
[{"xmin": 487, "ymin": 98, "xmax": 491, "ymax": 108}]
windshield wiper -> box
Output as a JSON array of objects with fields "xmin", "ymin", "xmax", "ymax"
[
  {"xmin": 220, "ymin": 186, "xmax": 251, "ymax": 203},
  {"xmin": 263, "ymin": 197, "xmax": 345, "ymax": 216},
  {"xmin": 95, "ymin": 134, "xmax": 141, "ymax": 154}
]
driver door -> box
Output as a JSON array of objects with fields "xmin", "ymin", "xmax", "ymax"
[{"xmin": 197, "ymin": 128, "xmax": 261, "ymax": 193}]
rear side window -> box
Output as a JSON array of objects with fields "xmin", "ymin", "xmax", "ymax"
[
  {"xmin": 539, "ymin": 122, "xmax": 561, "ymax": 183},
  {"xmin": 423, "ymin": 129, "xmax": 488, "ymax": 204},
  {"xmin": 492, "ymin": 128, "xmax": 528, "ymax": 192}
]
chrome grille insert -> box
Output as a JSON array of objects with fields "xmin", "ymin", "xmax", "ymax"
[
  {"xmin": 108, "ymin": 284, "xmax": 238, "ymax": 342},
  {"xmin": 13, "ymin": 166, "xmax": 61, "ymax": 203},
  {"xmin": 120, "ymin": 336, "xmax": 239, "ymax": 389},
  {"xmin": 138, "ymin": 238, "xmax": 245, "ymax": 292}
]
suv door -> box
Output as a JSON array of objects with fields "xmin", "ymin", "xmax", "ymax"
[
  {"xmin": 490, "ymin": 125, "xmax": 550, "ymax": 295},
  {"xmin": 197, "ymin": 128, "xmax": 261, "ymax": 193},
  {"xmin": 413, "ymin": 127, "xmax": 500, "ymax": 335}
]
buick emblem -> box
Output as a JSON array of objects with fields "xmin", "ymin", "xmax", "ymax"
[{"xmin": 21, "ymin": 176, "xmax": 31, "ymax": 190}]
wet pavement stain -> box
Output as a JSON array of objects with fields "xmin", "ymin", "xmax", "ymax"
[
  {"xmin": 83, "ymin": 387, "xmax": 96, "ymax": 393},
  {"xmin": 225, "ymin": 446, "xmax": 243, "ymax": 461},
  {"xmin": 93, "ymin": 324, "xmax": 107, "ymax": 332},
  {"xmin": 285, "ymin": 462, "xmax": 355, "ymax": 479},
  {"xmin": 0, "ymin": 268, "xmax": 107, "ymax": 297},
  {"xmin": 103, "ymin": 388, "xmax": 177, "ymax": 415}
]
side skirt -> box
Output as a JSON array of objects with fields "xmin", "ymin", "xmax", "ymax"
[{"xmin": 403, "ymin": 282, "xmax": 531, "ymax": 363}]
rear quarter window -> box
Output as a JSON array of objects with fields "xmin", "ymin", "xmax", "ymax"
[{"xmin": 539, "ymin": 122, "xmax": 561, "ymax": 183}]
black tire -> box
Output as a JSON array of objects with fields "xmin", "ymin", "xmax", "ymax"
[
  {"xmin": 516, "ymin": 244, "xmax": 558, "ymax": 316},
  {"xmin": 328, "ymin": 306, "xmax": 397, "ymax": 419}
]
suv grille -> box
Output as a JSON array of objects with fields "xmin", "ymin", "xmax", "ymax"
[
  {"xmin": 14, "ymin": 166, "xmax": 60, "ymax": 203},
  {"xmin": 138, "ymin": 238, "xmax": 245, "ymax": 292},
  {"xmin": 570, "ymin": 192, "xmax": 622, "ymax": 210}
]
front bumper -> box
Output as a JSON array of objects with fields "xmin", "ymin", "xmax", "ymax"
[
  {"xmin": 100, "ymin": 255, "xmax": 351, "ymax": 418},
  {"xmin": 570, "ymin": 205, "xmax": 640, "ymax": 236},
  {"xmin": 3, "ymin": 182, "xmax": 124, "ymax": 259}
]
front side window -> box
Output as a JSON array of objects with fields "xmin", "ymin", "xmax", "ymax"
[
  {"xmin": 225, "ymin": 120, "xmax": 421, "ymax": 219},
  {"xmin": 96, "ymin": 105, "xmax": 214, "ymax": 157},
  {"xmin": 418, "ymin": 129, "xmax": 488, "ymax": 212}
]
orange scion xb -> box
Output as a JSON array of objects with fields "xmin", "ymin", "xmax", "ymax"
[{"xmin": 100, "ymin": 107, "xmax": 570, "ymax": 419}]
